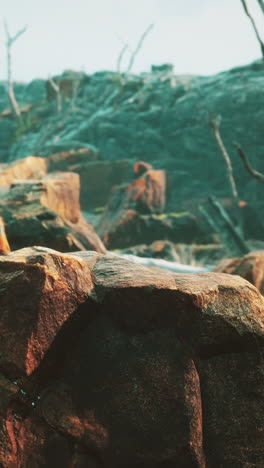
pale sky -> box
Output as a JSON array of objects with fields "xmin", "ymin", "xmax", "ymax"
[{"xmin": 0, "ymin": 0, "xmax": 263, "ymax": 82}]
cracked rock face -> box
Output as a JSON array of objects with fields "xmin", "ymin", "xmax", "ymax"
[{"xmin": 0, "ymin": 247, "xmax": 263, "ymax": 467}]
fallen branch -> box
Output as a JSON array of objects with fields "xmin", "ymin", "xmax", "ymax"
[
  {"xmin": 233, "ymin": 142, "xmax": 264, "ymax": 184},
  {"xmin": 199, "ymin": 198, "xmax": 249, "ymax": 257},
  {"xmin": 240, "ymin": 0, "xmax": 264, "ymax": 58}
]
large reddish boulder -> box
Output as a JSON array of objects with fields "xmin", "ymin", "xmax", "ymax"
[
  {"xmin": 0, "ymin": 156, "xmax": 47, "ymax": 188},
  {"xmin": 0, "ymin": 247, "xmax": 263, "ymax": 466},
  {"xmin": 215, "ymin": 249, "xmax": 264, "ymax": 295},
  {"xmin": 0, "ymin": 172, "xmax": 106, "ymax": 253}
]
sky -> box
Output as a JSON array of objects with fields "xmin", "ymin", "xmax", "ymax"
[{"xmin": 0, "ymin": 0, "xmax": 263, "ymax": 82}]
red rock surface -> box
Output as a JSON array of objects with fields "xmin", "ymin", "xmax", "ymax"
[
  {"xmin": 133, "ymin": 160, "xmax": 153, "ymax": 176},
  {"xmin": 0, "ymin": 248, "xmax": 263, "ymax": 466},
  {"xmin": 215, "ymin": 249, "xmax": 264, "ymax": 295},
  {"xmin": 0, "ymin": 172, "xmax": 106, "ymax": 254},
  {"xmin": 0, "ymin": 217, "xmax": 10, "ymax": 255},
  {"xmin": 40, "ymin": 172, "xmax": 81, "ymax": 223},
  {"xmin": 0, "ymin": 156, "xmax": 47, "ymax": 187},
  {"xmin": 127, "ymin": 169, "xmax": 166, "ymax": 214}
]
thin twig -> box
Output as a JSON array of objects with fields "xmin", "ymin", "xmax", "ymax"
[
  {"xmin": 233, "ymin": 142, "xmax": 264, "ymax": 184},
  {"xmin": 257, "ymin": 0, "xmax": 264, "ymax": 15},
  {"xmin": 240, "ymin": 0, "xmax": 264, "ymax": 58},
  {"xmin": 4, "ymin": 21, "xmax": 27, "ymax": 46},
  {"xmin": 126, "ymin": 24, "xmax": 154, "ymax": 74},
  {"xmin": 117, "ymin": 44, "xmax": 128, "ymax": 75}
]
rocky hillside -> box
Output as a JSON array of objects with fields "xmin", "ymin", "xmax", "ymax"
[{"xmin": 1, "ymin": 60, "xmax": 264, "ymax": 211}]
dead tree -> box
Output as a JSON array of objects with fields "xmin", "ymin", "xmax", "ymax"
[
  {"xmin": 209, "ymin": 113, "xmax": 239, "ymax": 205},
  {"xmin": 240, "ymin": 0, "xmax": 264, "ymax": 59},
  {"xmin": 116, "ymin": 24, "xmax": 154, "ymax": 78},
  {"xmin": 257, "ymin": 0, "xmax": 264, "ymax": 14},
  {"xmin": 233, "ymin": 142, "xmax": 264, "ymax": 184},
  {"xmin": 4, "ymin": 21, "xmax": 27, "ymax": 120},
  {"xmin": 48, "ymin": 78, "xmax": 62, "ymax": 113},
  {"xmin": 126, "ymin": 24, "xmax": 154, "ymax": 74}
]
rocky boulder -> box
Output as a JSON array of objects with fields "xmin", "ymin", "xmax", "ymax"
[
  {"xmin": 0, "ymin": 172, "xmax": 106, "ymax": 253},
  {"xmin": 0, "ymin": 217, "xmax": 10, "ymax": 255},
  {"xmin": 215, "ymin": 249, "xmax": 264, "ymax": 295},
  {"xmin": 0, "ymin": 247, "xmax": 263, "ymax": 466},
  {"xmin": 97, "ymin": 207, "xmax": 211, "ymax": 249},
  {"xmin": 0, "ymin": 156, "xmax": 47, "ymax": 188}
]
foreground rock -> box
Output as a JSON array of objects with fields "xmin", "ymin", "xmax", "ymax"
[
  {"xmin": 0, "ymin": 172, "xmax": 106, "ymax": 253},
  {"xmin": 0, "ymin": 247, "xmax": 263, "ymax": 467},
  {"xmin": 215, "ymin": 249, "xmax": 264, "ymax": 295}
]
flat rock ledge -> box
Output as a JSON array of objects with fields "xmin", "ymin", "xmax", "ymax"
[{"xmin": 0, "ymin": 246, "xmax": 263, "ymax": 467}]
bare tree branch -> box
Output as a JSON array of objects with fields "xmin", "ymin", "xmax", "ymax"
[
  {"xmin": 126, "ymin": 24, "xmax": 154, "ymax": 74},
  {"xmin": 257, "ymin": 0, "xmax": 264, "ymax": 15},
  {"xmin": 209, "ymin": 113, "xmax": 239, "ymax": 202},
  {"xmin": 117, "ymin": 44, "xmax": 128, "ymax": 75},
  {"xmin": 4, "ymin": 21, "xmax": 27, "ymax": 46},
  {"xmin": 240, "ymin": 0, "xmax": 264, "ymax": 58},
  {"xmin": 3, "ymin": 21, "xmax": 27, "ymax": 120},
  {"xmin": 233, "ymin": 142, "xmax": 264, "ymax": 184},
  {"xmin": 48, "ymin": 78, "xmax": 62, "ymax": 113}
]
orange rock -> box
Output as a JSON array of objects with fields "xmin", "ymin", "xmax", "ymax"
[
  {"xmin": 0, "ymin": 172, "xmax": 106, "ymax": 254},
  {"xmin": 215, "ymin": 250, "xmax": 264, "ymax": 295},
  {"xmin": 0, "ymin": 156, "xmax": 47, "ymax": 188},
  {"xmin": 0, "ymin": 217, "xmax": 10, "ymax": 255},
  {"xmin": 133, "ymin": 160, "xmax": 153, "ymax": 176}
]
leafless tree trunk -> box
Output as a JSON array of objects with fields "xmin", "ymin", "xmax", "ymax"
[
  {"xmin": 4, "ymin": 21, "xmax": 27, "ymax": 120},
  {"xmin": 257, "ymin": 0, "xmax": 264, "ymax": 15},
  {"xmin": 240, "ymin": 0, "xmax": 264, "ymax": 58},
  {"xmin": 209, "ymin": 113, "xmax": 239, "ymax": 204},
  {"xmin": 233, "ymin": 142, "xmax": 264, "ymax": 184},
  {"xmin": 48, "ymin": 78, "xmax": 62, "ymax": 113}
]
